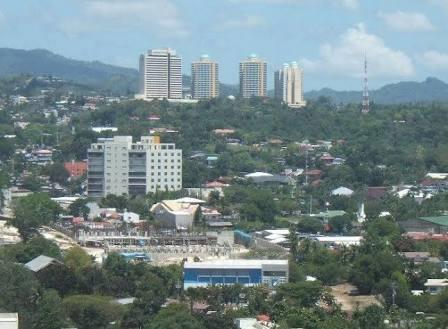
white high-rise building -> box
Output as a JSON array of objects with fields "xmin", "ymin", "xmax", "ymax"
[
  {"xmin": 139, "ymin": 48, "xmax": 182, "ymax": 100},
  {"xmin": 191, "ymin": 55, "xmax": 219, "ymax": 99},
  {"xmin": 239, "ymin": 55, "xmax": 267, "ymax": 98},
  {"xmin": 274, "ymin": 62, "xmax": 306, "ymax": 108},
  {"xmin": 87, "ymin": 136, "xmax": 182, "ymax": 197}
]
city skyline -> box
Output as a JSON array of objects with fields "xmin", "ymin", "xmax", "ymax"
[{"xmin": 1, "ymin": 0, "xmax": 448, "ymax": 90}]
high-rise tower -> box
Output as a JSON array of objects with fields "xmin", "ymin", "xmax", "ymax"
[
  {"xmin": 139, "ymin": 48, "xmax": 182, "ymax": 100},
  {"xmin": 239, "ymin": 55, "xmax": 267, "ymax": 98},
  {"xmin": 362, "ymin": 56, "xmax": 370, "ymax": 113},
  {"xmin": 274, "ymin": 62, "xmax": 306, "ymax": 108},
  {"xmin": 191, "ymin": 55, "xmax": 219, "ymax": 99}
]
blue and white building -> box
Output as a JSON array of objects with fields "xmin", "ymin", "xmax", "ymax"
[{"xmin": 183, "ymin": 259, "xmax": 288, "ymax": 290}]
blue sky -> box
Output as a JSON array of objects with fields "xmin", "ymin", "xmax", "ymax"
[{"xmin": 1, "ymin": 0, "xmax": 448, "ymax": 90}]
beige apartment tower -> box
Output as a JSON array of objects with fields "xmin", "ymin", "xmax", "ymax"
[
  {"xmin": 239, "ymin": 55, "xmax": 267, "ymax": 98},
  {"xmin": 139, "ymin": 48, "xmax": 182, "ymax": 100},
  {"xmin": 274, "ymin": 62, "xmax": 306, "ymax": 108},
  {"xmin": 191, "ymin": 55, "xmax": 219, "ymax": 99}
]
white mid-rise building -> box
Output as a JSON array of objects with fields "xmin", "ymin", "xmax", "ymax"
[
  {"xmin": 139, "ymin": 48, "xmax": 182, "ymax": 100},
  {"xmin": 274, "ymin": 62, "xmax": 306, "ymax": 108},
  {"xmin": 239, "ymin": 55, "xmax": 267, "ymax": 98},
  {"xmin": 87, "ymin": 136, "xmax": 182, "ymax": 198}
]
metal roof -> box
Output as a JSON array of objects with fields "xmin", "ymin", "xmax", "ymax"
[
  {"xmin": 24, "ymin": 255, "xmax": 61, "ymax": 272},
  {"xmin": 419, "ymin": 216, "xmax": 448, "ymax": 227}
]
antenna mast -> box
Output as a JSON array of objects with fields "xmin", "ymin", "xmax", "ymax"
[{"xmin": 362, "ymin": 55, "xmax": 370, "ymax": 113}]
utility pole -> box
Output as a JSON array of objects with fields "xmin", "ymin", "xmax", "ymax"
[{"xmin": 305, "ymin": 148, "xmax": 308, "ymax": 186}]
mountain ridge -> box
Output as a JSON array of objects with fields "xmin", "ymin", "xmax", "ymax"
[{"xmin": 0, "ymin": 48, "xmax": 447, "ymax": 103}]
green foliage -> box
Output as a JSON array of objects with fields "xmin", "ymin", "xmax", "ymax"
[
  {"xmin": 353, "ymin": 305, "xmax": 386, "ymax": 329},
  {"xmin": 62, "ymin": 295, "xmax": 125, "ymax": 329},
  {"xmin": 0, "ymin": 261, "xmax": 40, "ymax": 328},
  {"xmin": 0, "ymin": 236, "xmax": 61, "ymax": 263},
  {"xmin": 11, "ymin": 193, "xmax": 62, "ymax": 241},
  {"xmin": 68, "ymin": 198, "xmax": 90, "ymax": 218},
  {"xmin": 64, "ymin": 246, "xmax": 93, "ymax": 272},
  {"xmin": 144, "ymin": 304, "xmax": 205, "ymax": 329},
  {"xmin": 33, "ymin": 289, "xmax": 67, "ymax": 329},
  {"xmin": 276, "ymin": 281, "xmax": 324, "ymax": 307}
]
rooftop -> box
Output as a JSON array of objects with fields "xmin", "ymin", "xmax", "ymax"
[
  {"xmin": 184, "ymin": 259, "xmax": 288, "ymax": 269},
  {"xmin": 25, "ymin": 255, "xmax": 62, "ymax": 272},
  {"xmin": 419, "ymin": 216, "xmax": 448, "ymax": 227}
]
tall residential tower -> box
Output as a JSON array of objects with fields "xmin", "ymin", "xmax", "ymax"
[
  {"xmin": 239, "ymin": 55, "xmax": 267, "ymax": 98},
  {"xmin": 87, "ymin": 136, "xmax": 182, "ymax": 198},
  {"xmin": 274, "ymin": 62, "xmax": 306, "ymax": 108},
  {"xmin": 191, "ymin": 55, "xmax": 219, "ymax": 100},
  {"xmin": 139, "ymin": 48, "xmax": 182, "ymax": 100}
]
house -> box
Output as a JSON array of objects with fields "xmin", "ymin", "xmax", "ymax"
[
  {"xmin": 24, "ymin": 255, "xmax": 63, "ymax": 273},
  {"xmin": 235, "ymin": 316, "xmax": 275, "ymax": 329},
  {"xmin": 244, "ymin": 172, "xmax": 292, "ymax": 185},
  {"xmin": 424, "ymin": 279, "xmax": 448, "ymax": 294},
  {"xmin": 366, "ymin": 187, "xmax": 388, "ymax": 200},
  {"xmin": 313, "ymin": 236, "xmax": 363, "ymax": 247},
  {"xmin": 400, "ymin": 216, "xmax": 448, "ymax": 234},
  {"xmin": 306, "ymin": 169, "xmax": 322, "ymax": 181},
  {"xmin": 400, "ymin": 252, "xmax": 441, "ymax": 265},
  {"xmin": 1, "ymin": 187, "xmax": 32, "ymax": 211},
  {"xmin": 0, "ymin": 313, "xmax": 18, "ymax": 329},
  {"xmin": 151, "ymin": 200, "xmax": 200, "ymax": 229},
  {"xmin": 331, "ymin": 187, "xmax": 354, "ymax": 197},
  {"xmin": 122, "ymin": 211, "xmax": 140, "ymax": 224},
  {"xmin": 320, "ymin": 154, "xmax": 335, "ymax": 165}
]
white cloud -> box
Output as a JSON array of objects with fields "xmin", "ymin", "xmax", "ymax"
[
  {"xmin": 418, "ymin": 50, "xmax": 448, "ymax": 70},
  {"xmin": 62, "ymin": 0, "xmax": 188, "ymax": 37},
  {"xmin": 379, "ymin": 11, "xmax": 435, "ymax": 31},
  {"xmin": 228, "ymin": 0, "xmax": 359, "ymax": 10},
  {"xmin": 339, "ymin": 0, "xmax": 358, "ymax": 10},
  {"xmin": 300, "ymin": 23, "xmax": 414, "ymax": 78},
  {"xmin": 221, "ymin": 15, "xmax": 266, "ymax": 29}
]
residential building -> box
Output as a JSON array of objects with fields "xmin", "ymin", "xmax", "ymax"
[
  {"xmin": 400, "ymin": 216, "xmax": 448, "ymax": 234},
  {"xmin": 274, "ymin": 62, "xmax": 306, "ymax": 108},
  {"xmin": 150, "ymin": 198, "xmax": 204, "ymax": 229},
  {"xmin": 424, "ymin": 279, "xmax": 448, "ymax": 294},
  {"xmin": 87, "ymin": 136, "xmax": 182, "ymax": 198},
  {"xmin": 0, "ymin": 313, "xmax": 18, "ymax": 329},
  {"xmin": 25, "ymin": 255, "xmax": 63, "ymax": 273},
  {"xmin": 183, "ymin": 259, "xmax": 288, "ymax": 289},
  {"xmin": 64, "ymin": 161, "xmax": 87, "ymax": 177},
  {"xmin": 191, "ymin": 55, "xmax": 219, "ymax": 99},
  {"xmin": 139, "ymin": 48, "xmax": 182, "ymax": 100},
  {"xmin": 239, "ymin": 55, "xmax": 267, "ymax": 98}
]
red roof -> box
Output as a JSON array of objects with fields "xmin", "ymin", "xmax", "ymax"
[
  {"xmin": 257, "ymin": 315, "xmax": 270, "ymax": 322},
  {"xmin": 367, "ymin": 187, "xmax": 388, "ymax": 199},
  {"xmin": 307, "ymin": 169, "xmax": 322, "ymax": 176},
  {"xmin": 64, "ymin": 161, "xmax": 87, "ymax": 177},
  {"xmin": 204, "ymin": 181, "xmax": 228, "ymax": 188}
]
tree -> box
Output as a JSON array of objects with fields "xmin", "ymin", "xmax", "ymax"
[
  {"xmin": 62, "ymin": 295, "xmax": 125, "ymax": 329},
  {"xmin": 0, "ymin": 261, "xmax": 40, "ymax": 328},
  {"xmin": 297, "ymin": 217, "xmax": 323, "ymax": 233},
  {"xmin": 68, "ymin": 198, "xmax": 90, "ymax": 218},
  {"xmin": 33, "ymin": 289, "xmax": 67, "ymax": 329},
  {"xmin": 12, "ymin": 193, "xmax": 62, "ymax": 241},
  {"xmin": 144, "ymin": 304, "xmax": 206, "ymax": 329},
  {"xmin": 353, "ymin": 305, "xmax": 386, "ymax": 329},
  {"xmin": 43, "ymin": 162, "xmax": 69, "ymax": 185},
  {"xmin": 276, "ymin": 281, "xmax": 324, "ymax": 307},
  {"xmin": 64, "ymin": 246, "xmax": 93, "ymax": 272}
]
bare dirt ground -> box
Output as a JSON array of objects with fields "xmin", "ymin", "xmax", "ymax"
[{"xmin": 330, "ymin": 283, "xmax": 381, "ymax": 313}]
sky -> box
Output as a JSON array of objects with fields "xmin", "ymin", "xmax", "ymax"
[{"xmin": 1, "ymin": 0, "xmax": 448, "ymax": 90}]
